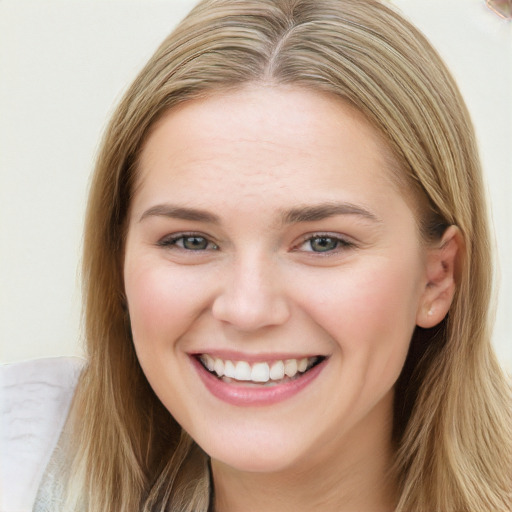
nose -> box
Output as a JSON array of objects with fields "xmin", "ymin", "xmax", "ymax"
[{"xmin": 211, "ymin": 254, "xmax": 291, "ymax": 332}]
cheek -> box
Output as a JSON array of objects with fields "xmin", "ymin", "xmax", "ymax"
[
  {"xmin": 124, "ymin": 261, "xmax": 209, "ymax": 347},
  {"xmin": 297, "ymin": 257, "xmax": 422, "ymax": 366}
]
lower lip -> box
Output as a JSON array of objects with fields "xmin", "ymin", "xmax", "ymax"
[{"xmin": 191, "ymin": 357, "xmax": 326, "ymax": 407}]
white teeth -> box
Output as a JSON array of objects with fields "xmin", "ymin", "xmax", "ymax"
[
  {"xmin": 201, "ymin": 354, "xmax": 215, "ymax": 372},
  {"xmin": 224, "ymin": 360, "xmax": 236, "ymax": 379},
  {"xmin": 251, "ymin": 362, "xmax": 270, "ymax": 383},
  {"xmin": 234, "ymin": 361, "xmax": 251, "ymax": 381},
  {"xmin": 297, "ymin": 357, "xmax": 308, "ymax": 372},
  {"xmin": 269, "ymin": 360, "xmax": 285, "ymax": 380},
  {"xmin": 213, "ymin": 358, "xmax": 224, "ymax": 377},
  {"xmin": 284, "ymin": 359, "xmax": 298, "ymax": 378},
  {"xmin": 200, "ymin": 354, "xmax": 319, "ymax": 383}
]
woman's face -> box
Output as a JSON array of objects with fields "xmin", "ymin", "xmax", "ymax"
[{"xmin": 124, "ymin": 85, "xmax": 433, "ymax": 473}]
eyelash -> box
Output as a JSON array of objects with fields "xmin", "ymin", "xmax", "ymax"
[
  {"xmin": 157, "ymin": 233, "xmax": 219, "ymax": 251},
  {"xmin": 157, "ymin": 232, "xmax": 354, "ymax": 254},
  {"xmin": 294, "ymin": 233, "xmax": 355, "ymax": 254}
]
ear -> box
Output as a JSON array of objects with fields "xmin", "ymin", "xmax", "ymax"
[{"xmin": 416, "ymin": 225, "xmax": 463, "ymax": 328}]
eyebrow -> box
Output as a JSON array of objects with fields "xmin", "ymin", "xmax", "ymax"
[
  {"xmin": 281, "ymin": 202, "xmax": 381, "ymax": 224},
  {"xmin": 139, "ymin": 201, "xmax": 381, "ymax": 225},
  {"xmin": 139, "ymin": 204, "xmax": 220, "ymax": 223}
]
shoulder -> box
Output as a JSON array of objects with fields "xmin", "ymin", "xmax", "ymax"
[{"xmin": 0, "ymin": 357, "xmax": 85, "ymax": 512}]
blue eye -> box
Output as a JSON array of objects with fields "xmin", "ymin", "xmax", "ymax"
[
  {"xmin": 309, "ymin": 236, "xmax": 338, "ymax": 252},
  {"xmin": 158, "ymin": 234, "xmax": 218, "ymax": 251},
  {"xmin": 180, "ymin": 236, "xmax": 209, "ymax": 250},
  {"xmin": 301, "ymin": 235, "xmax": 352, "ymax": 253}
]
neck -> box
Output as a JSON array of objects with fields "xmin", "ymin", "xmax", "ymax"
[{"xmin": 211, "ymin": 394, "xmax": 397, "ymax": 512}]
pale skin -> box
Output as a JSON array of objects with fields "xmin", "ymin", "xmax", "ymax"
[{"xmin": 123, "ymin": 85, "xmax": 460, "ymax": 512}]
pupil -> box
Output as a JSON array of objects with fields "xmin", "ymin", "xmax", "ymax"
[
  {"xmin": 184, "ymin": 236, "xmax": 208, "ymax": 250},
  {"xmin": 311, "ymin": 237, "xmax": 336, "ymax": 252}
]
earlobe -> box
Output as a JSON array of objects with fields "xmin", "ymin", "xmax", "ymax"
[{"xmin": 416, "ymin": 225, "xmax": 463, "ymax": 328}]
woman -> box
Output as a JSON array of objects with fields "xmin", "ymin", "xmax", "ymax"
[{"xmin": 11, "ymin": 0, "xmax": 512, "ymax": 510}]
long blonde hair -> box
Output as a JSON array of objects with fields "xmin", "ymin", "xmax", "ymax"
[{"xmin": 68, "ymin": 0, "xmax": 512, "ymax": 510}]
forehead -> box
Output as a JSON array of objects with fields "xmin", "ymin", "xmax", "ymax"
[{"xmin": 133, "ymin": 85, "xmax": 408, "ymax": 218}]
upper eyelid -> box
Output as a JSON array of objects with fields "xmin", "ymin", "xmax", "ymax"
[
  {"xmin": 158, "ymin": 231, "xmax": 212, "ymax": 240},
  {"xmin": 296, "ymin": 232, "xmax": 354, "ymax": 244}
]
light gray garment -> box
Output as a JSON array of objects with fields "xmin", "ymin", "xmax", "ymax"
[{"xmin": 0, "ymin": 357, "xmax": 83, "ymax": 512}]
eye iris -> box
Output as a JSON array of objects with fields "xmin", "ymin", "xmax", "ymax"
[
  {"xmin": 310, "ymin": 237, "xmax": 337, "ymax": 252},
  {"xmin": 183, "ymin": 236, "xmax": 208, "ymax": 250}
]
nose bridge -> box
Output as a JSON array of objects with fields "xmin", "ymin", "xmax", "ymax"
[{"xmin": 211, "ymin": 248, "xmax": 290, "ymax": 331}]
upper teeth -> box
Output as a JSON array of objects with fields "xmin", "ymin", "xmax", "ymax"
[{"xmin": 199, "ymin": 354, "xmax": 317, "ymax": 383}]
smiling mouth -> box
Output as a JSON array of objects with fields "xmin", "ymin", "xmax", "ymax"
[{"xmin": 197, "ymin": 354, "xmax": 325, "ymax": 386}]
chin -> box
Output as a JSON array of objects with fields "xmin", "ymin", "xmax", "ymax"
[
  {"xmin": 203, "ymin": 431, "xmax": 305, "ymax": 474},
  {"xmin": 211, "ymin": 451, "xmax": 297, "ymax": 474}
]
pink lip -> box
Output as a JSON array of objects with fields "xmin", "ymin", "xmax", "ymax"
[{"xmin": 191, "ymin": 356, "xmax": 327, "ymax": 407}]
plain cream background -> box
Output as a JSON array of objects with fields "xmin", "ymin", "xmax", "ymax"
[{"xmin": 1, "ymin": 0, "xmax": 511, "ymax": 370}]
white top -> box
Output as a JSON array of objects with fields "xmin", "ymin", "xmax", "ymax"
[{"xmin": 0, "ymin": 357, "xmax": 83, "ymax": 512}]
